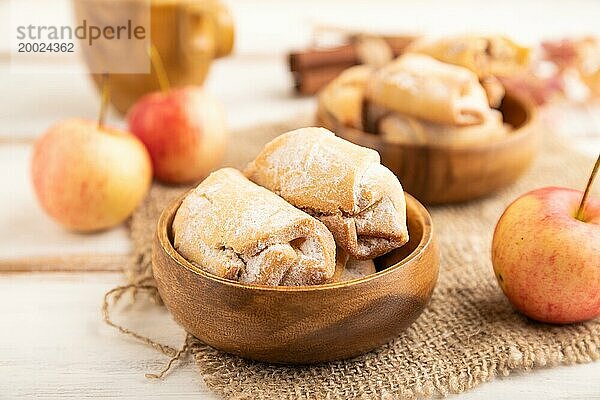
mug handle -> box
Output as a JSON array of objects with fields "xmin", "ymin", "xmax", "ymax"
[
  {"xmin": 212, "ymin": 2, "xmax": 234, "ymax": 58},
  {"xmin": 178, "ymin": 1, "xmax": 234, "ymax": 62}
]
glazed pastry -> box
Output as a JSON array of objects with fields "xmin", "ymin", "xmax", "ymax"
[
  {"xmin": 365, "ymin": 54, "xmax": 490, "ymax": 126},
  {"xmin": 480, "ymin": 76, "xmax": 506, "ymax": 108},
  {"xmin": 379, "ymin": 109, "xmax": 509, "ymax": 146},
  {"xmin": 245, "ymin": 127, "xmax": 409, "ymax": 260},
  {"xmin": 317, "ymin": 65, "xmax": 372, "ymax": 130},
  {"xmin": 406, "ymin": 35, "xmax": 530, "ymax": 78},
  {"xmin": 340, "ymin": 258, "xmax": 377, "ymax": 282},
  {"xmin": 354, "ymin": 36, "xmax": 394, "ymax": 68},
  {"xmin": 330, "ymin": 249, "xmax": 377, "ymax": 282},
  {"xmin": 329, "ymin": 249, "xmax": 350, "ymax": 282},
  {"xmin": 173, "ymin": 168, "xmax": 336, "ymax": 286}
]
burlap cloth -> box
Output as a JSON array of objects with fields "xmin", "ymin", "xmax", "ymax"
[{"xmin": 122, "ymin": 116, "xmax": 599, "ymax": 399}]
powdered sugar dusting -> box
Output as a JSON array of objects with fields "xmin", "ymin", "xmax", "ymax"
[
  {"xmin": 173, "ymin": 168, "xmax": 335, "ymax": 286},
  {"xmin": 247, "ymin": 127, "xmax": 380, "ymax": 214}
]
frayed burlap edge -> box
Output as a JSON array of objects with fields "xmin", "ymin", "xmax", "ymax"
[{"xmin": 110, "ymin": 115, "xmax": 599, "ymax": 399}]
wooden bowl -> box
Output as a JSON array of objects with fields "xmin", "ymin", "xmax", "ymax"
[
  {"xmin": 152, "ymin": 193, "xmax": 438, "ymax": 364},
  {"xmin": 318, "ymin": 93, "xmax": 539, "ymax": 204}
]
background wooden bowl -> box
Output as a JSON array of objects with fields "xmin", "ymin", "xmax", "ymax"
[
  {"xmin": 152, "ymin": 193, "xmax": 438, "ymax": 364},
  {"xmin": 317, "ymin": 93, "xmax": 539, "ymax": 204}
]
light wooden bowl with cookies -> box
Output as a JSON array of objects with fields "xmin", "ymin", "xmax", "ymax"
[
  {"xmin": 152, "ymin": 192, "xmax": 438, "ymax": 364},
  {"xmin": 318, "ymin": 93, "xmax": 538, "ymax": 205}
]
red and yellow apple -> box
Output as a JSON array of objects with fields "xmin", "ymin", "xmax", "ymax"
[
  {"xmin": 492, "ymin": 186, "xmax": 600, "ymax": 324},
  {"xmin": 127, "ymin": 86, "xmax": 227, "ymax": 184},
  {"xmin": 31, "ymin": 118, "xmax": 152, "ymax": 232}
]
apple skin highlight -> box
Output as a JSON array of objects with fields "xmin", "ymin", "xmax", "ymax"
[
  {"xmin": 31, "ymin": 118, "xmax": 152, "ymax": 232},
  {"xmin": 492, "ymin": 187, "xmax": 600, "ymax": 324},
  {"xmin": 127, "ymin": 86, "xmax": 227, "ymax": 185}
]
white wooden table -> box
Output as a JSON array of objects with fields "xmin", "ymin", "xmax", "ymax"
[{"xmin": 1, "ymin": 0, "xmax": 600, "ymax": 398}]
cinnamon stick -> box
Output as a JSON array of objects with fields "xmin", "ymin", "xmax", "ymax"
[
  {"xmin": 292, "ymin": 62, "xmax": 356, "ymax": 94},
  {"xmin": 289, "ymin": 35, "xmax": 418, "ymax": 94},
  {"xmin": 289, "ymin": 44, "xmax": 359, "ymax": 72}
]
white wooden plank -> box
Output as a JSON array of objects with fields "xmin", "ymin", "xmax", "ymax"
[
  {"xmin": 0, "ymin": 273, "xmax": 215, "ymax": 399},
  {"xmin": 0, "ymin": 144, "xmax": 132, "ymax": 261},
  {"xmin": 0, "ymin": 272, "xmax": 599, "ymax": 399}
]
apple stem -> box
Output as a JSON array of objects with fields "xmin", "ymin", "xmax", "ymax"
[
  {"xmin": 97, "ymin": 73, "xmax": 110, "ymax": 130},
  {"xmin": 576, "ymin": 153, "xmax": 600, "ymax": 222},
  {"xmin": 149, "ymin": 44, "xmax": 170, "ymax": 92}
]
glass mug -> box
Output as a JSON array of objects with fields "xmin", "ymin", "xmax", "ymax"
[{"xmin": 73, "ymin": 0, "xmax": 234, "ymax": 113}]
